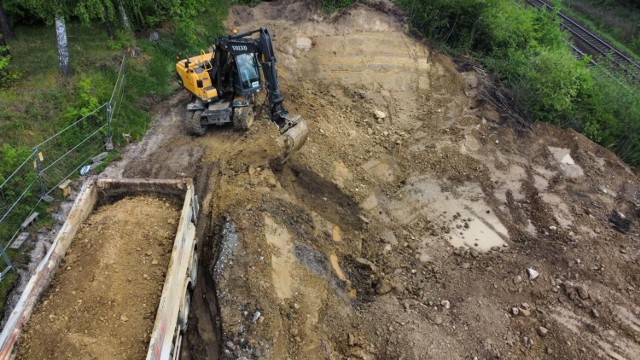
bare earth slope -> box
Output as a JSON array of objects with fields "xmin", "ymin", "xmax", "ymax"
[{"xmin": 107, "ymin": 1, "xmax": 640, "ymax": 359}]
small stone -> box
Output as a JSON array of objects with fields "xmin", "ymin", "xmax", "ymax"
[
  {"xmin": 546, "ymin": 347, "xmax": 553, "ymax": 355},
  {"xmin": 549, "ymin": 225, "xmax": 557, "ymax": 231},
  {"xmin": 143, "ymin": 274, "xmax": 149, "ymax": 279},
  {"xmin": 290, "ymin": 328, "xmax": 299, "ymax": 337},
  {"xmin": 441, "ymin": 300, "xmax": 451, "ymax": 309},
  {"xmin": 374, "ymin": 110, "xmax": 386, "ymax": 120},
  {"xmin": 433, "ymin": 315, "xmax": 443, "ymax": 325},
  {"xmin": 576, "ymin": 286, "xmax": 589, "ymax": 300},
  {"xmin": 538, "ymin": 326, "xmax": 549, "ymax": 337},
  {"xmin": 462, "ymin": 262, "xmax": 471, "ymax": 269},
  {"xmin": 120, "ymin": 315, "xmax": 128, "ymax": 322},
  {"xmin": 511, "ymin": 307, "xmax": 520, "ymax": 316},
  {"xmin": 151, "ymin": 259, "xmax": 159, "ymax": 265},
  {"xmin": 383, "ymin": 244, "xmax": 392, "ymax": 253},
  {"xmin": 293, "ymin": 303, "xmax": 300, "ymax": 310},
  {"xmin": 513, "ymin": 275, "xmax": 523, "ymax": 284},
  {"xmin": 226, "ymin": 341, "xmax": 236, "ymax": 351},
  {"xmin": 355, "ymin": 257, "xmax": 377, "ymax": 272},
  {"xmin": 591, "ymin": 308, "xmax": 600, "ymax": 318},
  {"xmin": 520, "ymin": 308, "xmax": 531, "ymax": 317},
  {"xmin": 527, "ymin": 268, "xmax": 540, "ymax": 280},
  {"xmin": 348, "ymin": 333, "xmax": 356, "ymax": 346},
  {"xmin": 252, "ymin": 311, "xmax": 261, "ymax": 323}
]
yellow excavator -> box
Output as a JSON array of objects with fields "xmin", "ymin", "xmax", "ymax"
[{"xmin": 175, "ymin": 27, "xmax": 309, "ymax": 160}]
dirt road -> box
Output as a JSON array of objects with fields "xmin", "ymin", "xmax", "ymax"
[{"xmin": 106, "ymin": 1, "xmax": 640, "ymax": 359}]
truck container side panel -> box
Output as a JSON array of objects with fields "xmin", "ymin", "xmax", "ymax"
[{"xmin": 147, "ymin": 184, "xmax": 196, "ymax": 360}]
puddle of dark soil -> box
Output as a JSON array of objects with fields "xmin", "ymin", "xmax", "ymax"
[{"xmin": 269, "ymin": 159, "xmax": 364, "ymax": 231}]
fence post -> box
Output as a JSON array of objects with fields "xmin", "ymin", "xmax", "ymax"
[
  {"xmin": 105, "ymin": 101, "xmax": 113, "ymax": 151},
  {"xmin": 33, "ymin": 148, "xmax": 45, "ymax": 198}
]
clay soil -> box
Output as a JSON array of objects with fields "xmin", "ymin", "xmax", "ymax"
[
  {"xmin": 93, "ymin": 1, "xmax": 640, "ymax": 359},
  {"xmin": 16, "ymin": 196, "xmax": 179, "ymax": 360}
]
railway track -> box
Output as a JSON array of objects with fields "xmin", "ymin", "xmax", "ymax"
[{"xmin": 525, "ymin": 0, "xmax": 640, "ymax": 79}]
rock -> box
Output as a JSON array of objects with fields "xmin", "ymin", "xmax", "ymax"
[
  {"xmin": 290, "ymin": 328, "xmax": 299, "ymax": 336},
  {"xmin": 355, "ymin": 257, "xmax": 377, "ymax": 272},
  {"xmin": 511, "ymin": 307, "xmax": 519, "ymax": 316},
  {"xmin": 293, "ymin": 303, "xmax": 300, "ymax": 310},
  {"xmin": 226, "ymin": 341, "xmax": 237, "ymax": 351},
  {"xmin": 441, "ymin": 300, "xmax": 451, "ymax": 309},
  {"xmin": 513, "ymin": 275, "xmax": 523, "ymax": 284},
  {"xmin": 538, "ymin": 326, "xmax": 548, "ymax": 337},
  {"xmin": 433, "ymin": 315, "xmax": 443, "ymax": 325},
  {"xmin": 549, "ymin": 225, "xmax": 557, "ymax": 231},
  {"xmin": 151, "ymin": 259, "xmax": 158, "ymax": 265},
  {"xmin": 546, "ymin": 347, "xmax": 553, "ymax": 355},
  {"xmin": 375, "ymin": 279, "xmax": 393, "ymax": 295},
  {"xmin": 149, "ymin": 31, "xmax": 160, "ymax": 42},
  {"xmin": 374, "ymin": 110, "xmax": 386, "ymax": 120},
  {"xmin": 383, "ymin": 244, "xmax": 392, "ymax": 253},
  {"xmin": 252, "ymin": 311, "xmax": 261, "ymax": 323},
  {"xmin": 576, "ymin": 286, "xmax": 589, "ymax": 300},
  {"xmin": 527, "ymin": 268, "xmax": 540, "ymax": 280},
  {"xmin": 348, "ymin": 333, "xmax": 356, "ymax": 346},
  {"xmin": 120, "ymin": 315, "xmax": 128, "ymax": 322},
  {"xmin": 591, "ymin": 308, "xmax": 600, "ymax": 318},
  {"xmin": 520, "ymin": 308, "xmax": 531, "ymax": 317}
]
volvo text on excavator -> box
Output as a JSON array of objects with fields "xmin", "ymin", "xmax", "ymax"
[{"xmin": 175, "ymin": 27, "xmax": 309, "ymax": 160}]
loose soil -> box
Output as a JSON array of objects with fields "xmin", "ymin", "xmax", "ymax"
[
  {"xmin": 34, "ymin": 0, "xmax": 639, "ymax": 359},
  {"xmin": 16, "ymin": 196, "xmax": 179, "ymax": 360}
]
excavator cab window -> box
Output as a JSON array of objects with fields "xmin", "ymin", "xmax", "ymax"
[{"xmin": 235, "ymin": 53, "xmax": 261, "ymax": 92}]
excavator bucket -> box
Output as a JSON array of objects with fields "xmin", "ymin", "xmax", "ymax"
[{"xmin": 275, "ymin": 116, "xmax": 309, "ymax": 162}]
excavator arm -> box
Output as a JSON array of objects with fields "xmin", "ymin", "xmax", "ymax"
[{"xmin": 227, "ymin": 28, "xmax": 309, "ymax": 160}]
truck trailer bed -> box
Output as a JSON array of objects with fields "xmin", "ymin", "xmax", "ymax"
[{"xmin": 0, "ymin": 179, "xmax": 199, "ymax": 360}]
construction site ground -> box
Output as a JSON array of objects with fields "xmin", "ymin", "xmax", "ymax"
[{"xmin": 93, "ymin": 1, "xmax": 640, "ymax": 359}]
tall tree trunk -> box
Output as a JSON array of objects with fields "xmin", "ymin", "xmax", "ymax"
[
  {"xmin": 0, "ymin": 2, "xmax": 14, "ymax": 41},
  {"xmin": 104, "ymin": 6, "xmax": 116, "ymax": 39},
  {"xmin": 117, "ymin": 1, "xmax": 131, "ymax": 32},
  {"xmin": 55, "ymin": 16, "xmax": 71, "ymax": 76}
]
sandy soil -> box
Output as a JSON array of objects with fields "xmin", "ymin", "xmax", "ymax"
[
  {"xmin": 91, "ymin": 0, "xmax": 640, "ymax": 359},
  {"xmin": 16, "ymin": 196, "xmax": 179, "ymax": 359}
]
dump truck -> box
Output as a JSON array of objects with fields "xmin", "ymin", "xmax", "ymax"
[{"xmin": 0, "ymin": 178, "xmax": 200, "ymax": 360}]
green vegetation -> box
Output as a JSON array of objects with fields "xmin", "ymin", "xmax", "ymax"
[
  {"xmin": 562, "ymin": 0, "xmax": 640, "ymax": 60},
  {"xmin": 318, "ymin": 0, "xmax": 357, "ymax": 11}
]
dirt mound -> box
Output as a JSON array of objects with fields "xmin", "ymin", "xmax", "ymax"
[
  {"xmin": 16, "ymin": 196, "xmax": 179, "ymax": 360},
  {"xmin": 104, "ymin": 1, "xmax": 640, "ymax": 359}
]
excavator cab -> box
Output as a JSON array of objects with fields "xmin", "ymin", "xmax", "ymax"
[{"xmin": 234, "ymin": 53, "xmax": 261, "ymax": 95}]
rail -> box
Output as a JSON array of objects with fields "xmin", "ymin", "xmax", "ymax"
[{"xmin": 524, "ymin": 0, "xmax": 640, "ymax": 80}]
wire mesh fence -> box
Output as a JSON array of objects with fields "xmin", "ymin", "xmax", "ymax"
[{"xmin": 0, "ymin": 57, "xmax": 126, "ymax": 281}]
